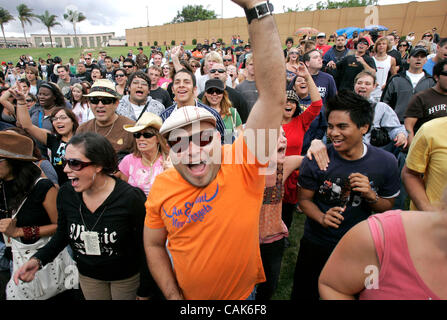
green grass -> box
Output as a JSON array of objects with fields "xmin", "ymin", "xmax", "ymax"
[
  {"xmin": 0, "ymin": 46, "xmax": 196, "ymax": 65},
  {"xmin": 272, "ymin": 211, "xmax": 306, "ymax": 300}
]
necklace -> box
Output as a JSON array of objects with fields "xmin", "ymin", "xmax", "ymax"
[
  {"xmin": 142, "ymin": 150, "xmax": 159, "ymax": 184},
  {"xmin": 94, "ymin": 116, "xmax": 117, "ymax": 138}
]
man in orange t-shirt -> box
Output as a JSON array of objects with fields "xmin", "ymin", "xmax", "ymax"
[{"xmin": 143, "ymin": 0, "xmax": 286, "ymax": 300}]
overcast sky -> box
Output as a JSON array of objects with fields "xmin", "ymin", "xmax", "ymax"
[{"xmin": 2, "ymin": 0, "xmax": 432, "ymax": 38}]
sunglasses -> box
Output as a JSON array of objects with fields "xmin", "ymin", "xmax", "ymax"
[
  {"xmin": 223, "ymin": 59, "xmax": 232, "ymax": 62},
  {"xmin": 209, "ymin": 69, "xmax": 226, "ymax": 74},
  {"xmin": 62, "ymin": 158, "xmax": 94, "ymax": 171},
  {"xmin": 115, "ymin": 74, "xmax": 125, "ymax": 78},
  {"xmin": 191, "ymin": 64, "xmax": 200, "ymax": 68},
  {"xmin": 88, "ymin": 97, "xmax": 116, "ymax": 105},
  {"xmin": 133, "ymin": 132, "xmax": 156, "ymax": 139},
  {"xmin": 26, "ymin": 99, "xmax": 34, "ymax": 103},
  {"xmin": 167, "ymin": 129, "xmax": 216, "ymax": 153},
  {"xmin": 123, "ymin": 65, "xmax": 133, "ymax": 68},
  {"xmin": 206, "ymin": 88, "xmax": 224, "ymax": 95},
  {"xmin": 398, "ymin": 44, "xmax": 408, "ymax": 47}
]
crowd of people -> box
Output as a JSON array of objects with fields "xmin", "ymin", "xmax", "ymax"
[{"xmin": 0, "ymin": 0, "xmax": 446, "ymax": 301}]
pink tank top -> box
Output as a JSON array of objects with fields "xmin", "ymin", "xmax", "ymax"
[{"xmin": 359, "ymin": 210, "xmax": 440, "ymax": 300}]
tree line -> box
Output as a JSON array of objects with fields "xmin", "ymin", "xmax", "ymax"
[{"xmin": 0, "ymin": 4, "xmax": 86, "ymax": 48}]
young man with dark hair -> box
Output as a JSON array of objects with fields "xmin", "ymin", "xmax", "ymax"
[
  {"xmin": 405, "ymin": 59, "xmax": 447, "ymax": 146},
  {"xmin": 148, "ymin": 65, "xmax": 173, "ymax": 108},
  {"xmin": 123, "ymin": 58, "xmax": 136, "ymax": 76},
  {"xmin": 291, "ymin": 90, "xmax": 400, "ymax": 300},
  {"xmin": 75, "ymin": 62, "xmax": 92, "ymax": 83},
  {"xmin": 104, "ymin": 56, "xmax": 115, "ymax": 81},
  {"xmin": 56, "ymin": 64, "xmax": 80, "ymax": 96},
  {"xmin": 160, "ymin": 68, "xmax": 227, "ymax": 143},
  {"xmin": 284, "ymin": 37, "xmax": 294, "ymax": 58},
  {"xmin": 116, "ymin": 70, "xmax": 165, "ymax": 121},
  {"xmin": 423, "ymin": 38, "xmax": 447, "ymax": 76}
]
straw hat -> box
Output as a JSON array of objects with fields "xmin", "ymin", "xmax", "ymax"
[
  {"xmin": 123, "ymin": 112, "xmax": 163, "ymax": 133},
  {"xmin": 0, "ymin": 132, "xmax": 37, "ymax": 161},
  {"xmin": 84, "ymin": 79, "xmax": 122, "ymax": 99}
]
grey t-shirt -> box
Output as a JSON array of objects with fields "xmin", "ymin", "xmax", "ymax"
[{"xmin": 235, "ymin": 80, "xmax": 258, "ymax": 114}]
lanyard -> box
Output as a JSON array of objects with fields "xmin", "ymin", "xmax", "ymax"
[
  {"xmin": 38, "ymin": 111, "xmax": 43, "ymax": 128},
  {"xmin": 79, "ymin": 203, "xmax": 107, "ymax": 232}
]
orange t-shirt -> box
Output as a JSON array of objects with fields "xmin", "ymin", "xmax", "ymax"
[{"xmin": 145, "ymin": 135, "xmax": 267, "ymax": 300}]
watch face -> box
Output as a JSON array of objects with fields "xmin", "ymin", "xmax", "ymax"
[{"xmin": 256, "ymin": 3, "xmax": 269, "ymax": 16}]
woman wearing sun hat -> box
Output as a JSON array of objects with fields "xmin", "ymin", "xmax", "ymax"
[
  {"xmin": 0, "ymin": 131, "xmax": 58, "ymax": 299},
  {"xmin": 118, "ymin": 112, "xmax": 171, "ymax": 196}
]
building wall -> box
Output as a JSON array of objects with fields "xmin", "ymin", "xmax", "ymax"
[
  {"xmin": 126, "ymin": 0, "xmax": 447, "ymax": 46},
  {"xmin": 30, "ymin": 32, "xmax": 115, "ymax": 48}
]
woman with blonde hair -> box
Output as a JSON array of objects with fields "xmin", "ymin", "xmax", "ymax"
[
  {"xmin": 371, "ymin": 37, "xmax": 397, "ymax": 102},
  {"xmin": 117, "ymin": 112, "xmax": 170, "ymax": 196}
]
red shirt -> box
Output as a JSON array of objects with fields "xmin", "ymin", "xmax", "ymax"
[
  {"xmin": 316, "ymin": 45, "xmax": 332, "ymax": 56},
  {"xmin": 282, "ymin": 99, "xmax": 323, "ymax": 156}
]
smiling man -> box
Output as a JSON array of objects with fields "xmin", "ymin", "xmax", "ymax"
[
  {"xmin": 116, "ymin": 71, "xmax": 165, "ymax": 121},
  {"xmin": 291, "ymin": 90, "xmax": 400, "ymax": 301},
  {"xmin": 143, "ymin": 0, "xmax": 286, "ymax": 300},
  {"xmin": 77, "ymin": 79, "xmax": 135, "ymax": 157}
]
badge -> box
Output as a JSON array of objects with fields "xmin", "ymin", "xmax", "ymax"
[{"xmin": 81, "ymin": 231, "xmax": 101, "ymax": 256}]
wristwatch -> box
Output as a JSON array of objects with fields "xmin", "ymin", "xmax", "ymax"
[{"xmin": 244, "ymin": 1, "xmax": 274, "ymax": 24}]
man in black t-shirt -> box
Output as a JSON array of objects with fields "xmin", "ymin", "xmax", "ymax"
[
  {"xmin": 148, "ymin": 65, "xmax": 173, "ymax": 109},
  {"xmin": 74, "ymin": 62, "xmax": 92, "ymax": 83},
  {"xmin": 291, "ymin": 90, "xmax": 399, "ymax": 301},
  {"xmin": 335, "ymin": 38, "xmax": 376, "ymax": 91}
]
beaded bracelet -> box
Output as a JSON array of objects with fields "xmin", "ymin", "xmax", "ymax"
[{"xmin": 22, "ymin": 226, "xmax": 40, "ymax": 241}]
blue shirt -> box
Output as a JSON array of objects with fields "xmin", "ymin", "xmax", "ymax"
[
  {"xmin": 423, "ymin": 58, "xmax": 436, "ymax": 76},
  {"xmin": 298, "ymin": 144, "xmax": 400, "ymax": 248}
]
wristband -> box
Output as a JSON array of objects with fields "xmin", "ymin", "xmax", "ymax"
[
  {"xmin": 244, "ymin": 1, "xmax": 274, "ymax": 25},
  {"xmin": 365, "ymin": 191, "xmax": 379, "ymax": 204}
]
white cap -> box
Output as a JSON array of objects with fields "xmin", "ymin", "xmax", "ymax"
[
  {"xmin": 160, "ymin": 106, "xmax": 216, "ymax": 136},
  {"xmin": 317, "ymin": 32, "xmax": 326, "ymax": 38}
]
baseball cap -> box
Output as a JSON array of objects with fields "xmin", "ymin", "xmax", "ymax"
[
  {"xmin": 205, "ymin": 79, "xmax": 224, "ymax": 92},
  {"xmin": 317, "ymin": 32, "xmax": 326, "ymax": 38},
  {"xmin": 357, "ymin": 37, "xmax": 369, "ymax": 45},
  {"xmin": 84, "ymin": 79, "xmax": 121, "ymax": 99},
  {"xmin": 409, "ymin": 46, "xmax": 428, "ymax": 57},
  {"xmin": 123, "ymin": 112, "xmax": 163, "ymax": 133},
  {"xmin": 137, "ymin": 47, "xmax": 143, "ymax": 50},
  {"xmin": 159, "ymin": 106, "xmax": 217, "ymax": 137},
  {"xmin": 7, "ymin": 61, "xmax": 13, "ymax": 64},
  {"xmin": 127, "ymin": 53, "xmax": 133, "ymax": 56}
]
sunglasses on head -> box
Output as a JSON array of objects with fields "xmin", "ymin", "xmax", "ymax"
[
  {"xmin": 209, "ymin": 69, "xmax": 226, "ymax": 74},
  {"xmin": 88, "ymin": 97, "xmax": 116, "ymax": 105},
  {"xmin": 62, "ymin": 158, "xmax": 94, "ymax": 171},
  {"xmin": 167, "ymin": 129, "xmax": 216, "ymax": 153},
  {"xmin": 206, "ymin": 88, "xmax": 224, "ymax": 95},
  {"xmin": 133, "ymin": 132, "xmax": 156, "ymax": 139}
]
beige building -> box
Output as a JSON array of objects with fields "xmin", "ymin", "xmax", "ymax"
[
  {"xmin": 126, "ymin": 0, "xmax": 447, "ymax": 47},
  {"xmin": 30, "ymin": 32, "xmax": 115, "ymax": 48}
]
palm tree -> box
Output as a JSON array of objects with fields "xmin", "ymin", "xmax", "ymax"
[
  {"xmin": 63, "ymin": 9, "xmax": 86, "ymax": 48},
  {"xmin": 36, "ymin": 10, "xmax": 61, "ymax": 48},
  {"xmin": 0, "ymin": 7, "xmax": 14, "ymax": 48},
  {"xmin": 17, "ymin": 4, "xmax": 36, "ymax": 47}
]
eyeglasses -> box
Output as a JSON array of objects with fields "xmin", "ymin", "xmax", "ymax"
[
  {"xmin": 88, "ymin": 97, "xmax": 117, "ymax": 105},
  {"xmin": 131, "ymin": 80, "xmax": 149, "ymax": 87},
  {"xmin": 167, "ymin": 129, "xmax": 216, "ymax": 153},
  {"xmin": 123, "ymin": 65, "xmax": 133, "ymax": 68},
  {"xmin": 62, "ymin": 158, "xmax": 94, "ymax": 171},
  {"xmin": 133, "ymin": 132, "xmax": 156, "ymax": 139},
  {"xmin": 206, "ymin": 88, "xmax": 224, "ymax": 95},
  {"xmin": 51, "ymin": 115, "xmax": 69, "ymax": 122},
  {"xmin": 115, "ymin": 74, "xmax": 125, "ymax": 78},
  {"xmin": 209, "ymin": 69, "xmax": 226, "ymax": 74}
]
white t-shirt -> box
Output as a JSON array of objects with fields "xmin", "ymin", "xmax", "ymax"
[
  {"xmin": 406, "ymin": 71, "xmax": 425, "ymax": 88},
  {"xmin": 130, "ymin": 102, "xmax": 146, "ymax": 119}
]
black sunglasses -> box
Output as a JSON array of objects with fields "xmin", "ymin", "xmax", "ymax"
[
  {"xmin": 167, "ymin": 130, "xmax": 215, "ymax": 153},
  {"xmin": 133, "ymin": 132, "xmax": 156, "ymax": 139},
  {"xmin": 89, "ymin": 97, "xmax": 116, "ymax": 105},
  {"xmin": 123, "ymin": 65, "xmax": 133, "ymax": 68},
  {"xmin": 206, "ymin": 88, "xmax": 224, "ymax": 95},
  {"xmin": 62, "ymin": 158, "xmax": 94, "ymax": 171},
  {"xmin": 209, "ymin": 69, "xmax": 226, "ymax": 74},
  {"xmin": 115, "ymin": 74, "xmax": 125, "ymax": 78},
  {"xmin": 223, "ymin": 59, "xmax": 232, "ymax": 62}
]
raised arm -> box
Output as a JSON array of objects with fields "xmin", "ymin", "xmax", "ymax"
[
  {"xmin": 240, "ymin": 0, "xmax": 286, "ymax": 162},
  {"xmin": 10, "ymin": 86, "xmax": 49, "ymax": 145}
]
